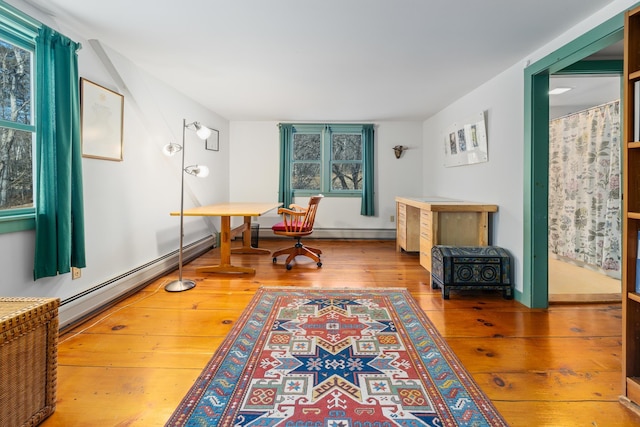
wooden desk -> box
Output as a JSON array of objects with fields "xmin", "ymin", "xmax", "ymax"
[
  {"xmin": 395, "ymin": 197, "xmax": 498, "ymax": 271},
  {"xmin": 172, "ymin": 202, "xmax": 281, "ymax": 274}
]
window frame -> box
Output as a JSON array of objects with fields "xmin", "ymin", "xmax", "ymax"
[
  {"xmin": 0, "ymin": 3, "xmax": 39, "ymax": 234},
  {"xmin": 290, "ymin": 123, "xmax": 365, "ymax": 198}
]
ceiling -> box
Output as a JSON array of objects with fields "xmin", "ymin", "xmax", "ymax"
[
  {"xmin": 549, "ymin": 75, "xmax": 621, "ymax": 119},
  {"xmin": 19, "ymin": 0, "xmax": 617, "ymax": 121}
]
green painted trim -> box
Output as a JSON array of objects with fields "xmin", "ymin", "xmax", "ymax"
[
  {"xmin": 0, "ymin": 118, "xmax": 35, "ymax": 132},
  {"xmin": 524, "ymin": 72, "xmax": 550, "ymax": 308},
  {"xmin": 0, "ymin": 1, "xmax": 40, "ymax": 49},
  {"xmin": 524, "ymin": 6, "xmax": 632, "ymax": 309},
  {"xmin": 0, "ymin": 212, "xmax": 35, "ymax": 233},
  {"xmin": 526, "ymin": 13, "xmax": 624, "ymax": 75},
  {"xmin": 556, "ymin": 60, "xmax": 623, "ymax": 74},
  {"xmin": 513, "ymin": 288, "xmax": 523, "ymax": 303}
]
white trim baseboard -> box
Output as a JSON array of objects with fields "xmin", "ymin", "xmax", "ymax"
[{"xmin": 58, "ymin": 235, "xmax": 215, "ymax": 330}]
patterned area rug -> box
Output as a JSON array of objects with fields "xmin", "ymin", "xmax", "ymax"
[{"xmin": 166, "ymin": 288, "xmax": 507, "ymax": 426}]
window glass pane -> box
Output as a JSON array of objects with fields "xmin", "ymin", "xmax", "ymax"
[
  {"xmin": 332, "ymin": 133, "xmax": 361, "ymax": 160},
  {"xmin": 293, "ymin": 133, "xmax": 321, "ymax": 160},
  {"xmin": 292, "ymin": 163, "xmax": 321, "ymax": 190},
  {"xmin": 0, "ymin": 127, "xmax": 33, "ymax": 210},
  {"xmin": 0, "ymin": 39, "xmax": 32, "ymax": 124},
  {"xmin": 332, "ymin": 163, "xmax": 362, "ymax": 190}
]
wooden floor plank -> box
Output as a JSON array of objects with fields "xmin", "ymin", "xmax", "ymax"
[
  {"xmin": 494, "ymin": 401, "xmax": 640, "ymax": 426},
  {"xmin": 58, "ymin": 334, "xmax": 222, "ymax": 369},
  {"xmin": 426, "ymin": 306, "xmax": 622, "ymax": 338},
  {"xmin": 445, "ymin": 336, "xmax": 621, "ymax": 372},
  {"xmin": 46, "ymin": 365, "xmax": 201, "ymax": 427},
  {"xmin": 39, "ymin": 239, "xmax": 638, "ymax": 426}
]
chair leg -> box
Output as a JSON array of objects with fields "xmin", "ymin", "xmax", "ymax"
[
  {"xmin": 272, "ymin": 247, "xmax": 294, "ymax": 258},
  {"xmin": 303, "ymin": 245, "xmax": 322, "ymax": 255},
  {"xmin": 272, "ymin": 238, "xmax": 322, "ymax": 269}
]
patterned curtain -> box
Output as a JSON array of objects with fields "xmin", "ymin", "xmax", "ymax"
[{"xmin": 548, "ymin": 100, "xmax": 621, "ymax": 272}]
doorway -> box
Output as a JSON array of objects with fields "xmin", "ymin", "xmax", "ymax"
[
  {"xmin": 548, "ymin": 72, "xmax": 622, "ymax": 303},
  {"xmin": 524, "ymin": 13, "xmax": 624, "ymax": 308}
]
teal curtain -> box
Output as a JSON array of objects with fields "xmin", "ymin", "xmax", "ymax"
[
  {"xmin": 34, "ymin": 26, "xmax": 86, "ymax": 280},
  {"xmin": 278, "ymin": 124, "xmax": 293, "ymax": 209},
  {"xmin": 361, "ymin": 124, "xmax": 375, "ymax": 216}
]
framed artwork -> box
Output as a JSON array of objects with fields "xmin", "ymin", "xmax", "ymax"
[
  {"xmin": 206, "ymin": 128, "xmax": 219, "ymax": 151},
  {"xmin": 443, "ymin": 111, "xmax": 488, "ymax": 167},
  {"xmin": 81, "ymin": 78, "xmax": 124, "ymax": 161}
]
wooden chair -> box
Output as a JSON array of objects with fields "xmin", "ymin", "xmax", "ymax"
[{"xmin": 272, "ymin": 195, "xmax": 323, "ymax": 270}]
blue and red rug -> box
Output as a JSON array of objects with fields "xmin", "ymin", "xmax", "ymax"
[{"xmin": 166, "ymin": 288, "xmax": 507, "ymax": 426}]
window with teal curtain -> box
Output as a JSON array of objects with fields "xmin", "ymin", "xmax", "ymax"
[
  {"xmin": 0, "ymin": 3, "xmax": 86, "ymax": 279},
  {"xmin": 33, "ymin": 26, "xmax": 86, "ymax": 280},
  {"xmin": 278, "ymin": 123, "xmax": 375, "ymax": 216}
]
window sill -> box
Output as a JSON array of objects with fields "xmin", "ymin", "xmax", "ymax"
[{"xmin": 0, "ymin": 212, "xmax": 36, "ymax": 234}]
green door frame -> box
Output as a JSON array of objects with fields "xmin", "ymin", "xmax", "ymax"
[{"xmin": 523, "ymin": 11, "xmax": 627, "ymax": 308}]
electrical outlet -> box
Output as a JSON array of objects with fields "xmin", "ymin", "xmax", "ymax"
[
  {"xmin": 71, "ymin": 267, "xmax": 81, "ymax": 280},
  {"xmin": 390, "ymin": 215, "xmax": 395, "ymax": 222}
]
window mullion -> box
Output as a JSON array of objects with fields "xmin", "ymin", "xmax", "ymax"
[{"xmin": 322, "ymin": 127, "xmax": 331, "ymax": 193}]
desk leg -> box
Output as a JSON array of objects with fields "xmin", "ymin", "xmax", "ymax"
[
  {"xmin": 197, "ymin": 215, "xmax": 255, "ymax": 274},
  {"xmin": 231, "ymin": 216, "xmax": 270, "ymax": 255}
]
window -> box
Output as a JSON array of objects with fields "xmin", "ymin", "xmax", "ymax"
[
  {"xmin": 0, "ymin": 4, "xmax": 85, "ymax": 277},
  {"xmin": 0, "ymin": 3, "xmax": 39, "ymax": 233},
  {"xmin": 290, "ymin": 124, "xmax": 364, "ymax": 196},
  {"xmin": 279, "ymin": 123, "xmax": 374, "ymax": 216},
  {"xmin": 0, "ymin": 39, "xmax": 34, "ymax": 212}
]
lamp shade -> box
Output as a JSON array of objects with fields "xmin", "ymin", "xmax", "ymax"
[
  {"xmin": 185, "ymin": 165, "xmax": 210, "ymax": 178},
  {"xmin": 194, "ymin": 124, "xmax": 212, "ymax": 140},
  {"xmin": 163, "ymin": 142, "xmax": 182, "ymax": 156}
]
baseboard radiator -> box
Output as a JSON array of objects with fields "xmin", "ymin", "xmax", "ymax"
[
  {"xmin": 263, "ymin": 228, "xmax": 396, "ymax": 240},
  {"xmin": 59, "ymin": 229, "xmax": 394, "ymax": 330},
  {"xmin": 58, "ymin": 235, "xmax": 215, "ymax": 331}
]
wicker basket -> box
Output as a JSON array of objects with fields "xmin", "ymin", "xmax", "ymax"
[{"xmin": 0, "ymin": 298, "xmax": 59, "ymax": 427}]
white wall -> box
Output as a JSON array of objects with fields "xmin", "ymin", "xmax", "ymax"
[
  {"xmin": 229, "ymin": 121, "xmax": 424, "ymax": 234},
  {"xmin": 0, "ymin": 1, "xmax": 228, "ymax": 315},
  {"xmin": 422, "ymin": 0, "xmax": 639, "ymax": 294},
  {"xmin": 3, "ymin": 0, "xmax": 637, "ymax": 314},
  {"xmin": 423, "ymin": 67, "xmax": 524, "ymax": 290}
]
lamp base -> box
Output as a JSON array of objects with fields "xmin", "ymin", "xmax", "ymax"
[{"xmin": 164, "ymin": 279, "xmax": 196, "ymax": 292}]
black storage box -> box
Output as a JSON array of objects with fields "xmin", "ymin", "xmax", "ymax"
[{"xmin": 431, "ymin": 246, "xmax": 512, "ymax": 299}]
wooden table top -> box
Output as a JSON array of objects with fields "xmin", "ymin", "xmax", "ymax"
[
  {"xmin": 395, "ymin": 196, "xmax": 498, "ymax": 212},
  {"xmin": 171, "ymin": 202, "xmax": 282, "ymax": 217}
]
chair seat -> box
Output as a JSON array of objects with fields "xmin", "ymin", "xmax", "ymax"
[
  {"xmin": 271, "ymin": 221, "xmax": 311, "ymax": 233},
  {"xmin": 271, "ymin": 195, "xmax": 323, "ymax": 269}
]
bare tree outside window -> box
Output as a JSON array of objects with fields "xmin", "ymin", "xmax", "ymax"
[
  {"xmin": 331, "ymin": 133, "xmax": 362, "ymax": 190},
  {"xmin": 292, "ymin": 133, "xmax": 321, "ymax": 190},
  {"xmin": 289, "ymin": 125, "xmax": 365, "ymax": 196},
  {"xmin": 0, "ymin": 39, "xmax": 33, "ymax": 210}
]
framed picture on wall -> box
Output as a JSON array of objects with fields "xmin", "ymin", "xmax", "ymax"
[
  {"xmin": 206, "ymin": 128, "xmax": 219, "ymax": 151},
  {"xmin": 80, "ymin": 78, "xmax": 124, "ymax": 161}
]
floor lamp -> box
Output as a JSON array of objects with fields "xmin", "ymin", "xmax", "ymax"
[{"xmin": 163, "ymin": 118, "xmax": 213, "ymax": 292}]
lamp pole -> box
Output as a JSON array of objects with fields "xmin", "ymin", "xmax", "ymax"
[{"xmin": 165, "ymin": 118, "xmax": 196, "ymax": 292}]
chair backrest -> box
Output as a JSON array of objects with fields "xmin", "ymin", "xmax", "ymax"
[
  {"xmin": 274, "ymin": 195, "xmax": 323, "ymax": 235},
  {"xmin": 296, "ymin": 195, "xmax": 322, "ymax": 232}
]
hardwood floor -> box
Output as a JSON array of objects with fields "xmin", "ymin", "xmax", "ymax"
[
  {"xmin": 41, "ymin": 239, "xmax": 640, "ymax": 426},
  {"xmin": 548, "ymin": 255, "xmax": 621, "ymax": 303}
]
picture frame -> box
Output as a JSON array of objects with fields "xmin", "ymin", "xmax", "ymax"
[
  {"xmin": 81, "ymin": 78, "xmax": 124, "ymax": 161},
  {"xmin": 206, "ymin": 128, "xmax": 219, "ymax": 151}
]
